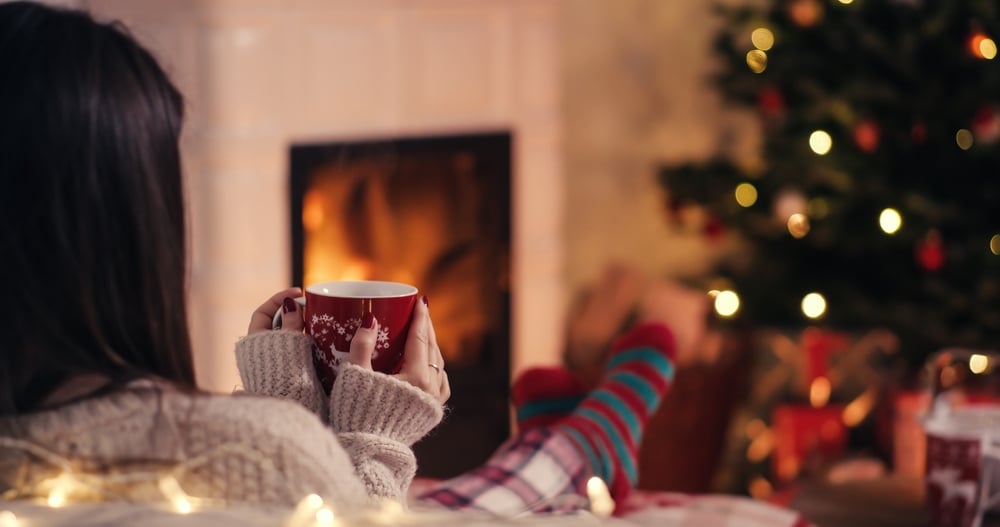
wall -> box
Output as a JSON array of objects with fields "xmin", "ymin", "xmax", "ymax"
[{"xmin": 561, "ymin": 0, "xmax": 757, "ymax": 294}]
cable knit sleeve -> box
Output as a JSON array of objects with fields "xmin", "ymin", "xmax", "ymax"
[
  {"xmin": 329, "ymin": 364, "xmax": 444, "ymax": 501},
  {"xmin": 234, "ymin": 331, "xmax": 328, "ymax": 421}
]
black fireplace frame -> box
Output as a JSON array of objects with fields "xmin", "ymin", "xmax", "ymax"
[{"xmin": 288, "ymin": 131, "xmax": 513, "ymax": 478}]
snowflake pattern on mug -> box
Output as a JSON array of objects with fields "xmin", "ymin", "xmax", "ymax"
[{"xmin": 310, "ymin": 313, "xmax": 391, "ymax": 370}]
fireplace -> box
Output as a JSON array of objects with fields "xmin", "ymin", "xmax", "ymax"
[{"xmin": 289, "ymin": 131, "xmax": 512, "ymax": 477}]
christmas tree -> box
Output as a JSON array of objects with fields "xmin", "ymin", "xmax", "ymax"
[{"xmin": 662, "ymin": 0, "xmax": 1000, "ymax": 369}]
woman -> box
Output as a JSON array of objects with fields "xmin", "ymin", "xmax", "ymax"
[
  {"xmin": 0, "ymin": 0, "xmax": 678, "ymax": 516},
  {"xmin": 0, "ymin": 0, "xmax": 444, "ymax": 508}
]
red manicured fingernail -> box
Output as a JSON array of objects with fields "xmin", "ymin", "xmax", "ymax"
[
  {"xmin": 422, "ymin": 295, "xmax": 429, "ymax": 307},
  {"xmin": 282, "ymin": 297, "xmax": 297, "ymax": 313},
  {"xmin": 362, "ymin": 312, "xmax": 375, "ymax": 329}
]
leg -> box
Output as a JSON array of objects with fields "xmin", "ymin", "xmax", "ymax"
[{"xmin": 415, "ymin": 322, "xmax": 676, "ymax": 515}]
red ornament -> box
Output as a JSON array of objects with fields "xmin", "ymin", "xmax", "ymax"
[
  {"xmin": 973, "ymin": 106, "xmax": 1000, "ymax": 144},
  {"xmin": 787, "ymin": 0, "xmax": 824, "ymax": 28},
  {"xmin": 917, "ymin": 230, "xmax": 945, "ymax": 272},
  {"xmin": 702, "ymin": 216, "xmax": 726, "ymax": 243},
  {"xmin": 911, "ymin": 122, "xmax": 928, "ymax": 144},
  {"xmin": 758, "ymin": 86, "xmax": 785, "ymax": 118},
  {"xmin": 853, "ymin": 119, "xmax": 881, "ymax": 153}
]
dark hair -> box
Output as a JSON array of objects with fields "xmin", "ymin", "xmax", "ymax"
[{"xmin": 0, "ymin": 1, "xmax": 195, "ymax": 414}]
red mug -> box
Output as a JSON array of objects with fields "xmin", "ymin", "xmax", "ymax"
[
  {"xmin": 276, "ymin": 280, "xmax": 419, "ymax": 392},
  {"xmin": 923, "ymin": 407, "xmax": 1000, "ymax": 527}
]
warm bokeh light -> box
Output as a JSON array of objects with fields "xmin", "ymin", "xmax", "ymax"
[
  {"xmin": 751, "ymin": 27, "xmax": 775, "ymax": 51},
  {"xmin": 586, "ymin": 477, "xmax": 616, "ymax": 518},
  {"xmin": 801, "ymin": 292, "xmax": 827, "ymax": 319},
  {"xmin": 315, "ymin": 507, "xmax": 336, "ymax": 527},
  {"xmin": 956, "ymin": 128, "xmax": 975, "ymax": 150},
  {"xmin": 0, "ymin": 511, "xmax": 17, "ymax": 527},
  {"xmin": 842, "ymin": 388, "xmax": 876, "ymax": 427},
  {"xmin": 879, "ymin": 208, "xmax": 902, "ymax": 234},
  {"xmin": 810, "ymin": 376, "xmax": 832, "ymax": 407},
  {"xmin": 971, "ymin": 33, "xmax": 998, "ymax": 59},
  {"xmin": 809, "ymin": 130, "xmax": 833, "ymax": 155},
  {"xmin": 748, "ymin": 476, "xmax": 774, "ymax": 500},
  {"xmin": 787, "ymin": 213, "xmax": 810, "ymax": 238},
  {"xmin": 970, "ymin": 353, "xmax": 990, "ymax": 374},
  {"xmin": 714, "ymin": 290, "xmax": 741, "ymax": 317},
  {"xmin": 735, "ymin": 182, "xmax": 759, "ymax": 207},
  {"xmin": 747, "ymin": 429, "xmax": 775, "ymax": 462},
  {"xmin": 982, "ymin": 38, "xmax": 998, "ymax": 59},
  {"xmin": 747, "ymin": 49, "xmax": 768, "ymax": 73},
  {"xmin": 745, "ymin": 418, "xmax": 767, "ymax": 439},
  {"xmin": 837, "ymin": 0, "xmax": 853, "ymax": 4},
  {"xmin": 991, "ymin": 234, "xmax": 1000, "ymax": 255}
]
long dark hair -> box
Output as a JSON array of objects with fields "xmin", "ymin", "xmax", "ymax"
[{"xmin": 0, "ymin": 1, "xmax": 196, "ymax": 414}]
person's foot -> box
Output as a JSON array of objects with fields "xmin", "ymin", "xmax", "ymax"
[
  {"xmin": 511, "ymin": 367, "xmax": 587, "ymax": 430},
  {"xmin": 556, "ymin": 321, "xmax": 677, "ymax": 502}
]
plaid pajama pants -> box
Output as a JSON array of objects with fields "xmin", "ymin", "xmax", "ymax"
[
  {"xmin": 412, "ymin": 426, "xmax": 815, "ymax": 527},
  {"xmin": 414, "ymin": 426, "xmax": 594, "ymax": 516}
]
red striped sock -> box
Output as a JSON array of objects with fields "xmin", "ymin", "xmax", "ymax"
[
  {"xmin": 556, "ymin": 322, "xmax": 676, "ymax": 503},
  {"xmin": 511, "ymin": 367, "xmax": 587, "ymax": 431}
]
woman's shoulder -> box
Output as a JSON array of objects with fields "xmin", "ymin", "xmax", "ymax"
[{"xmin": 0, "ymin": 382, "xmax": 334, "ymax": 455}]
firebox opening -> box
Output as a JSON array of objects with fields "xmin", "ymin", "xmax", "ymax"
[{"xmin": 289, "ymin": 131, "xmax": 512, "ymax": 478}]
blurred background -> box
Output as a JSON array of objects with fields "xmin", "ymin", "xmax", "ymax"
[{"xmin": 32, "ymin": 1, "xmax": 1000, "ymax": 520}]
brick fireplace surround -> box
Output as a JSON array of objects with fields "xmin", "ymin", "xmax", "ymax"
[{"xmin": 83, "ymin": 0, "xmax": 564, "ymax": 393}]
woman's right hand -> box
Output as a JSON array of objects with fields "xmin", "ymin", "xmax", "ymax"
[{"xmin": 347, "ymin": 297, "xmax": 451, "ymax": 405}]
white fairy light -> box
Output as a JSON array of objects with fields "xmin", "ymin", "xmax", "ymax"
[
  {"xmin": 45, "ymin": 473, "xmax": 74, "ymax": 508},
  {"xmin": 315, "ymin": 507, "xmax": 336, "ymax": 527},
  {"xmin": 158, "ymin": 476, "xmax": 194, "ymax": 514},
  {"xmin": 586, "ymin": 477, "xmax": 615, "ymax": 518}
]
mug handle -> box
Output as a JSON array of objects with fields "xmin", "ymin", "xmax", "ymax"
[{"xmin": 272, "ymin": 296, "xmax": 307, "ymax": 329}]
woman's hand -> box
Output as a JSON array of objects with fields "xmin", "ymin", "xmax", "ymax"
[
  {"xmin": 248, "ymin": 287, "xmax": 304, "ymax": 335},
  {"xmin": 348, "ymin": 297, "xmax": 451, "ymax": 405}
]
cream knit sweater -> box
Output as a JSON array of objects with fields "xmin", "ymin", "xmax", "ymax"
[{"xmin": 0, "ymin": 331, "xmax": 444, "ymax": 510}]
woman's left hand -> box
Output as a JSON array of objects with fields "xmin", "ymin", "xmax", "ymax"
[{"xmin": 247, "ymin": 287, "xmax": 304, "ymax": 335}]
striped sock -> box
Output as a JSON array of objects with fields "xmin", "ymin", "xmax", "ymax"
[
  {"xmin": 511, "ymin": 367, "xmax": 587, "ymax": 431},
  {"xmin": 555, "ymin": 321, "xmax": 676, "ymax": 502}
]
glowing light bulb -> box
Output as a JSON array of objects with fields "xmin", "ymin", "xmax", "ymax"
[
  {"xmin": 801, "ymin": 292, "xmax": 826, "ymax": 319},
  {"xmin": 991, "ymin": 234, "xmax": 1000, "ymax": 255},
  {"xmin": 714, "ymin": 290, "xmax": 740, "ymax": 317},
  {"xmin": 983, "ymin": 38, "xmax": 998, "ymax": 59},
  {"xmin": 809, "ymin": 376, "xmax": 832, "ymax": 407},
  {"xmin": 842, "ymin": 388, "xmax": 876, "ymax": 427},
  {"xmin": 735, "ymin": 182, "xmax": 758, "ymax": 207},
  {"xmin": 970, "ymin": 354, "xmax": 989, "ymax": 374},
  {"xmin": 0, "ymin": 510, "xmax": 18, "ymax": 527},
  {"xmin": 746, "ymin": 49, "xmax": 768, "ymax": 73},
  {"xmin": 971, "ymin": 34, "xmax": 998, "ymax": 59},
  {"xmin": 957, "ymin": 129, "xmax": 975, "ymax": 150},
  {"xmin": 751, "ymin": 28, "xmax": 775, "ymax": 51},
  {"xmin": 315, "ymin": 508, "xmax": 336, "ymax": 527},
  {"xmin": 837, "ymin": 0, "xmax": 854, "ymax": 4},
  {"xmin": 809, "ymin": 130, "xmax": 833, "ymax": 155},
  {"xmin": 46, "ymin": 474, "xmax": 73, "ymax": 508},
  {"xmin": 159, "ymin": 476, "xmax": 194, "ymax": 515},
  {"xmin": 879, "ymin": 208, "xmax": 902, "ymax": 234},
  {"xmin": 748, "ymin": 477, "xmax": 774, "ymax": 499},
  {"xmin": 787, "ymin": 213, "xmax": 810, "ymax": 238},
  {"xmin": 586, "ymin": 477, "xmax": 616, "ymax": 518}
]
